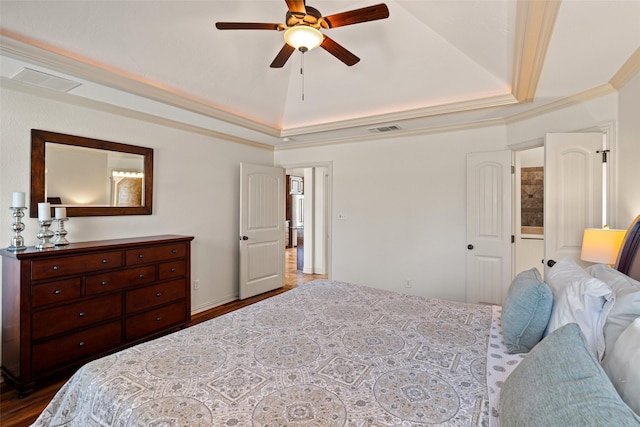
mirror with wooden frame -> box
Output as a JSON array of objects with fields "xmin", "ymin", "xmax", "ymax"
[{"xmin": 30, "ymin": 129, "xmax": 154, "ymax": 217}]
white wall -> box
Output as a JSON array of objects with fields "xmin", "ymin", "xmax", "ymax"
[
  {"xmin": 275, "ymin": 83, "xmax": 640, "ymax": 301},
  {"xmin": 276, "ymin": 126, "xmax": 509, "ymax": 302},
  {"xmin": 0, "ymin": 87, "xmax": 273, "ymax": 319},
  {"xmin": 312, "ymin": 166, "xmax": 328, "ymax": 275},
  {"xmin": 617, "ymin": 71, "xmax": 640, "ymax": 227},
  {"xmin": 1, "ymin": 70, "xmax": 638, "ymax": 365},
  {"xmin": 303, "ymin": 168, "xmax": 314, "ymax": 274}
]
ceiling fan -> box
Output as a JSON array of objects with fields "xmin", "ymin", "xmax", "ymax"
[{"xmin": 215, "ymin": 0, "xmax": 389, "ymax": 68}]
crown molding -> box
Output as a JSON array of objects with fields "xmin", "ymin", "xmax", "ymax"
[
  {"xmin": 505, "ymin": 83, "xmax": 617, "ymax": 124},
  {"xmin": 0, "ymin": 76, "xmax": 275, "ymax": 151},
  {"xmin": 609, "ymin": 47, "xmax": 640, "ymax": 90},
  {"xmin": 280, "ymin": 94, "xmax": 517, "ymax": 138},
  {"xmin": 511, "ymin": 0, "xmax": 561, "ymax": 103},
  {"xmin": 1, "ymin": 31, "xmax": 518, "ymax": 140},
  {"xmin": 276, "ymin": 117, "xmax": 507, "ymax": 151},
  {"xmin": 0, "ymin": 31, "xmax": 281, "ymax": 138},
  {"xmin": 1, "ymin": 6, "xmax": 634, "ymax": 149}
]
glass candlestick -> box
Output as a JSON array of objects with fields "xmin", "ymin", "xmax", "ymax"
[
  {"xmin": 53, "ymin": 218, "xmax": 70, "ymax": 246},
  {"xmin": 7, "ymin": 207, "xmax": 27, "ymax": 252},
  {"xmin": 35, "ymin": 220, "xmax": 55, "ymax": 250}
]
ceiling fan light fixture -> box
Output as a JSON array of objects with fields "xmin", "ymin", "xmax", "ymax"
[{"xmin": 284, "ymin": 26, "xmax": 323, "ymax": 51}]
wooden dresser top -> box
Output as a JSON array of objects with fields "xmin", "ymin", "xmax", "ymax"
[{"xmin": 1, "ymin": 235, "xmax": 194, "ymax": 260}]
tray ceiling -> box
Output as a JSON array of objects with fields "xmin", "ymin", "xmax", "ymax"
[{"xmin": 0, "ymin": 1, "xmax": 638, "ymax": 147}]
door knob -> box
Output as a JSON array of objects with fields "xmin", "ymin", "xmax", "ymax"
[
  {"xmin": 240, "ymin": 235, "xmax": 249, "ymax": 241},
  {"xmin": 547, "ymin": 259, "xmax": 556, "ymax": 267},
  {"xmin": 467, "ymin": 244, "xmax": 474, "ymax": 250}
]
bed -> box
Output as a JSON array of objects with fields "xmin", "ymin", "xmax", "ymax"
[{"xmin": 33, "ymin": 215, "xmax": 640, "ymax": 426}]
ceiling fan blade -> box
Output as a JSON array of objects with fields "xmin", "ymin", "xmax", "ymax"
[
  {"xmin": 215, "ymin": 22, "xmax": 283, "ymax": 31},
  {"xmin": 322, "ymin": 3, "xmax": 390, "ymax": 28},
  {"xmin": 270, "ymin": 44, "xmax": 296, "ymax": 68},
  {"xmin": 320, "ymin": 36, "xmax": 360, "ymax": 66},
  {"xmin": 285, "ymin": 0, "xmax": 306, "ymax": 15}
]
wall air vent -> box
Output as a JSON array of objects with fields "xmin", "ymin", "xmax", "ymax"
[
  {"xmin": 367, "ymin": 125, "xmax": 401, "ymax": 133},
  {"xmin": 12, "ymin": 68, "xmax": 81, "ymax": 92}
]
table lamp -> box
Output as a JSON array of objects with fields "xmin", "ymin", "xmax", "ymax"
[{"xmin": 580, "ymin": 227, "xmax": 626, "ymax": 266}]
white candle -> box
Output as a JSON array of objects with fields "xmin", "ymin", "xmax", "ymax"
[
  {"xmin": 55, "ymin": 207, "xmax": 67, "ymax": 219},
  {"xmin": 12, "ymin": 191, "xmax": 26, "ymax": 208},
  {"xmin": 38, "ymin": 202, "xmax": 51, "ymax": 221}
]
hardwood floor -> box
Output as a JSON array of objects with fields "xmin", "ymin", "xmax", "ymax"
[
  {"xmin": 284, "ymin": 246, "xmax": 326, "ymax": 288},
  {"xmin": 0, "ymin": 247, "xmax": 326, "ymax": 426}
]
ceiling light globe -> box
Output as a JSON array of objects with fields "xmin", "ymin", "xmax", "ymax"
[{"xmin": 284, "ymin": 26, "xmax": 323, "ymax": 51}]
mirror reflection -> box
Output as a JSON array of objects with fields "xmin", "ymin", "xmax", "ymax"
[
  {"xmin": 46, "ymin": 143, "xmax": 145, "ymax": 207},
  {"xmin": 30, "ymin": 129, "xmax": 154, "ymax": 217}
]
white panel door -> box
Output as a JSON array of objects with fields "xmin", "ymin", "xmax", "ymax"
[
  {"xmin": 239, "ymin": 163, "xmax": 285, "ymax": 299},
  {"xmin": 544, "ymin": 133, "xmax": 603, "ymax": 274},
  {"xmin": 466, "ymin": 151, "xmax": 512, "ymax": 304}
]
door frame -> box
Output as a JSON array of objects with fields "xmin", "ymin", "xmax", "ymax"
[{"xmin": 278, "ymin": 161, "xmax": 333, "ymax": 279}]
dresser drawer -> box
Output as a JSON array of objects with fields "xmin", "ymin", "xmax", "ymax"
[
  {"xmin": 32, "ymin": 294, "xmax": 122, "ymax": 340},
  {"xmin": 85, "ymin": 265, "xmax": 156, "ymax": 295},
  {"xmin": 32, "ymin": 321, "xmax": 122, "ymax": 374},
  {"xmin": 125, "ymin": 301, "xmax": 187, "ymax": 341},
  {"xmin": 32, "ymin": 278, "xmax": 82, "ymax": 308},
  {"xmin": 31, "ymin": 251, "xmax": 123, "ymax": 280},
  {"xmin": 126, "ymin": 243, "xmax": 186, "ymax": 266},
  {"xmin": 159, "ymin": 260, "xmax": 186, "ymax": 280},
  {"xmin": 125, "ymin": 279, "xmax": 186, "ymax": 313}
]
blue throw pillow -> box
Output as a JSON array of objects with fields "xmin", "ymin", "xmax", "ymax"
[
  {"xmin": 502, "ymin": 268, "xmax": 553, "ymax": 353},
  {"xmin": 501, "ymin": 323, "xmax": 640, "ymax": 426}
]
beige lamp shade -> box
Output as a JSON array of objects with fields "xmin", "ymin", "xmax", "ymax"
[{"xmin": 580, "ymin": 228, "xmax": 627, "ymax": 265}]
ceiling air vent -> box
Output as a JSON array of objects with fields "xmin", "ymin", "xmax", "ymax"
[
  {"xmin": 12, "ymin": 68, "xmax": 81, "ymax": 92},
  {"xmin": 367, "ymin": 125, "xmax": 401, "ymax": 133}
]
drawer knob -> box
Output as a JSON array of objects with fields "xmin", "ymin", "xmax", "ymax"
[
  {"xmin": 156, "ymin": 292, "xmax": 162, "ymax": 297},
  {"xmin": 78, "ymin": 312, "xmax": 85, "ymax": 317},
  {"xmin": 139, "ymin": 274, "xmax": 145, "ymax": 279},
  {"xmin": 54, "ymin": 289, "xmax": 62, "ymax": 295},
  {"xmin": 170, "ymin": 268, "xmax": 176, "ymax": 272},
  {"xmin": 102, "ymin": 259, "xmax": 108, "ymax": 264},
  {"xmin": 101, "ymin": 281, "xmax": 108, "ymax": 286},
  {"xmin": 155, "ymin": 317, "xmax": 161, "ymax": 321},
  {"xmin": 171, "ymin": 249, "xmax": 177, "ymax": 254},
  {"xmin": 79, "ymin": 341, "xmax": 85, "ymax": 347},
  {"xmin": 52, "ymin": 265, "xmax": 59, "ymax": 271},
  {"xmin": 138, "ymin": 254, "xmax": 144, "ymax": 259}
]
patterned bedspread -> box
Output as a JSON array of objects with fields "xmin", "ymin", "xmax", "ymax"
[{"xmin": 34, "ymin": 280, "xmax": 493, "ymax": 426}]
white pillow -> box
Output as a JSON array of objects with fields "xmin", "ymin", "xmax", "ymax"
[
  {"xmin": 587, "ymin": 264, "xmax": 640, "ymax": 355},
  {"xmin": 545, "ymin": 257, "xmax": 614, "ymax": 360},
  {"xmin": 587, "ymin": 263, "xmax": 640, "ymax": 292},
  {"xmin": 603, "ymin": 317, "xmax": 640, "ymax": 416}
]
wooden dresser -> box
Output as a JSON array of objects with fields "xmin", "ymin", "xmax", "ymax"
[{"xmin": 1, "ymin": 234, "xmax": 194, "ymax": 394}]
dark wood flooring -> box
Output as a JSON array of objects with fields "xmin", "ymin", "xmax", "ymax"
[{"xmin": 0, "ymin": 248, "xmax": 326, "ymax": 426}]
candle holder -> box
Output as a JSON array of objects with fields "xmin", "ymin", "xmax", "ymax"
[
  {"xmin": 53, "ymin": 218, "xmax": 70, "ymax": 246},
  {"xmin": 35, "ymin": 220, "xmax": 55, "ymax": 250},
  {"xmin": 7, "ymin": 207, "xmax": 27, "ymax": 252}
]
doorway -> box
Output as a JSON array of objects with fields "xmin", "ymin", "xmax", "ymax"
[
  {"xmin": 281, "ymin": 162, "xmax": 331, "ymax": 285},
  {"xmin": 514, "ymin": 146, "xmax": 545, "ymax": 276}
]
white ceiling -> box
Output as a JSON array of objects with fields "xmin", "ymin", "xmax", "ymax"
[{"xmin": 1, "ymin": 0, "xmax": 639, "ymax": 148}]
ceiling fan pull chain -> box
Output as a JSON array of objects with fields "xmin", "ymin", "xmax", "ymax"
[{"xmin": 301, "ymin": 52, "xmax": 305, "ymax": 101}]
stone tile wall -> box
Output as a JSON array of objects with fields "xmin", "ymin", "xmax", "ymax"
[{"xmin": 521, "ymin": 167, "xmax": 543, "ymax": 229}]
